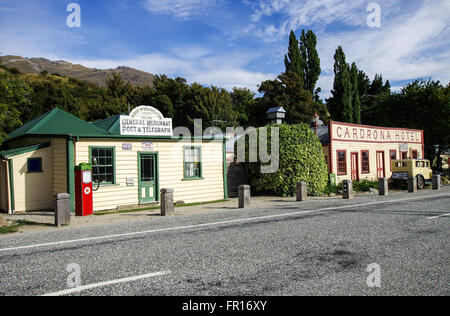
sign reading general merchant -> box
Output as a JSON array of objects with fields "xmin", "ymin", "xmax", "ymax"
[
  {"xmin": 331, "ymin": 121, "xmax": 423, "ymax": 144},
  {"xmin": 120, "ymin": 106, "xmax": 173, "ymax": 137}
]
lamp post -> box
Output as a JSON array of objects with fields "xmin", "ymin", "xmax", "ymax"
[{"xmin": 312, "ymin": 113, "xmax": 320, "ymax": 135}]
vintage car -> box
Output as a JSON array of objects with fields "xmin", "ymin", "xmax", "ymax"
[{"xmin": 390, "ymin": 159, "xmax": 435, "ymax": 189}]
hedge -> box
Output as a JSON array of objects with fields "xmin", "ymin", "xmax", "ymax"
[{"xmin": 247, "ymin": 123, "xmax": 329, "ymax": 196}]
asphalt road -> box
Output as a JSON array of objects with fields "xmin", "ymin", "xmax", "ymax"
[{"xmin": 0, "ymin": 188, "xmax": 449, "ymax": 296}]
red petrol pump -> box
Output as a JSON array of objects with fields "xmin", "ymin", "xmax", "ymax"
[{"xmin": 75, "ymin": 163, "xmax": 93, "ymax": 216}]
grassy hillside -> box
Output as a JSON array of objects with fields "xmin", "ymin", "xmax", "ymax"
[{"xmin": 0, "ymin": 55, "xmax": 155, "ymax": 87}]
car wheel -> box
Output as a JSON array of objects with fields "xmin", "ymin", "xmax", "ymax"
[{"xmin": 417, "ymin": 175, "xmax": 425, "ymax": 190}]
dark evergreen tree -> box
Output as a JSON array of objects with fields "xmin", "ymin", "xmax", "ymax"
[
  {"xmin": 299, "ymin": 30, "xmax": 321, "ymax": 95},
  {"xmin": 230, "ymin": 87, "xmax": 255, "ymax": 127},
  {"xmin": 327, "ymin": 46, "xmax": 352, "ymax": 123},
  {"xmin": 284, "ymin": 31, "xmax": 305, "ymax": 79},
  {"xmin": 350, "ymin": 63, "xmax": 361, "ymax": 124}
]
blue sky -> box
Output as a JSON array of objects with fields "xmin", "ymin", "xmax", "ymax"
[{"xmin": 0, "ymin": 0, "xmax": 449, "ymax": 98}]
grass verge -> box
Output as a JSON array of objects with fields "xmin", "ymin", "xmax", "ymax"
[
  {"xmin": 94, "ymin": 199, "xmax": 230, "ymax": 216},
  {"xmin": 0, "ymin": 220, "xmax": 41, "ymax": 235}
]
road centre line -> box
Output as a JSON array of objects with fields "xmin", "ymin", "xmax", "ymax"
[
  {"xmin": 1, "ymin": 193, "xmax": 449, "ymax": 253},
  {"xmin": 41, "ymin": 270, "xmax": 171, "ymax": 296}
]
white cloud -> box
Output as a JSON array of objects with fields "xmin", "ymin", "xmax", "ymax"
[
  {"xmin": 142, "ymin": 0, "xmax": 216, "ymax": 19},
  {"xmin": 247, "ymin": 0, "xmax": 371, "ymax": 40},
  {"xmin": 316, "ymin": 0, "xmax": 450, "ymax": 98}
]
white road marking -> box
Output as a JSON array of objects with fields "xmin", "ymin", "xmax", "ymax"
[
  {"xmin": 41, "ymin": 270, "xmax": 171, "ymax": 296},
  {"xmin": 1, "ymin": 193, "xmax": 449, "ymax": 253},
  {"xmin": 427, "ymin": 213, "xmax": 450, "ymax": 220}
]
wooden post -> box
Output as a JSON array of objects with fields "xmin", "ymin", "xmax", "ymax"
[{"xmin": 160, "ymin": 188, "xmax": 174, "ymax": 216}]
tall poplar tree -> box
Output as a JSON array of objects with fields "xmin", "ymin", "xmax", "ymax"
[
  {"xmin": 284, "ymin": 31, "xmax": 304, "ymax": 79},
  {"xmin": 327, "ymin": 46, "xmax": 352, "ymax": 123},
  {"xmin": 299, "ymin": 30, "xmax": 321, "ymax": 96},
  {"xmin": 350, "ymin": 63, "xmax": 361, "ymax": 124}
]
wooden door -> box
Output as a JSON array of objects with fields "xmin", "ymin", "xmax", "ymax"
[
  {"xmin": 139, "ymin": 153, "xmax": 158, "ymax": 204},
  {"xmin": 351, "ymin": 152, "xmax": 359, "ymax": 181},
  {"xmin": 376, "ymin": 151, "xmax": 385, "ymax": 179}
]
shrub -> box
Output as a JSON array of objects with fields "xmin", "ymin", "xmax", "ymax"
[
  {"xmin": 247, "ymin": 123, "xmax": 329, "ymax": 197},
  {"xmin": 353, "ymin": 180, "xmax": 378, "ymax": 192}
]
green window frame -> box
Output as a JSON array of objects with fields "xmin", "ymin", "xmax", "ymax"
[
  {"xmin": 27, "ymin": 157, "xmax": 43, "ymax": 173},
  {"xmin": 90, "ymin": 146, "xmax": 116, "ymax": 185},
  {"xmin": 183, "ymin": 146, "xmax": 203, "ymax": 180}
]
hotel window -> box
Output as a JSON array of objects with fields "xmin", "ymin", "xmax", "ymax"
[
  {"xmin": 184, "ymin": 147, "xmax": 202, "ymax": 179},
  {"xmin": 90, "ymin": 147, "xmax": 115, "ymax": 184},
  {"xmin": 361, "ymin": 151, "xmax": 370, "ymax": 173},
  {"xmin": 337, "ymin": 150, "xmax": 347, "ymax": 175},
  {"xmin": 401, "ymin": 151, "xmax": 408, "ymax": 159},
  {"xmin": 412, "ymin": 150, "xmax": 418, "ymax": 159}
]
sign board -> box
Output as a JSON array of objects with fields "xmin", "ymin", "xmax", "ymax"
[
  {"xmin": 83, "ymin": 170, "xmax": 92, "ymax": 184},
  {"xmin": 120, "ymin": 106, "xmax": 173, "ymax": 137},
  {"xmin": 331, "ymin": 122, "xmax": 423, "ymax": 144},
  {"xmin": 126, "ymin": 178, "xmax": 134, "ymax": 186},
  {"xmin": 399, "ymin": 143, "xmax": 408, "ymax": 152},
  {"xmin": 122, "ymin": 143, "xmax": 132, "ymax": 151},
  {"xmin": 142, "ymin": 142, "xmax": 154, "ymax": 151}
]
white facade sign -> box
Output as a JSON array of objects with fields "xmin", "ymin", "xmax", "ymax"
[
  {"xmin": 122, "ymin": 143, "xmax": 132, "ymax": 151},
  {"xmin": 142, "ymin": 142, "xmax": 154, "ymax": 151},
  {"xmin": 120, "ymin": 105, "xmax": 173, "ymax": 137},
  {"xmin": 399, "ymin": 143, "xmax": 408, "ymax": 152}
]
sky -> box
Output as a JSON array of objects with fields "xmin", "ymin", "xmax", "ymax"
[{"xmin": 0, "ymin": 0, "xmax": 449, "ymax": 98}]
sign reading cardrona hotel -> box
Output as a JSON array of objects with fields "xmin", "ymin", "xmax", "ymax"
[
  {"xmin": 331, "ymin": 122, "xmax": 423, "ymax": 144},
  {"xmin": 120, "ymin": 106, "xmax": 173, "ymax": 137}
]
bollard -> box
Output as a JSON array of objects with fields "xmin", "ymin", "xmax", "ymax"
[
  {"xmin": 160, "ymin": 188, "xmax": 174, "ymax": 216},
  {"xmin": 238, "ymin": 185, "xmax": 251, "ymax": 208},
  {"xmin": 296, "ymin": 182, "xmax": 308, "ymax": 202},
  {"xmin": 378, "ymin": 178, "xmax": 389, "ymax": 196},
  {"xmin": 408, "ymin": 177, "xmax": 417, "ymax": 193},
  {"xmin": 432, "ymin": 175, "xmax": 442, "ymax": 190},
  {"xmin": 54, "ymin": 193, "xmax": 71, "ymax": 227},
  {"xmin": 342, "ymin": 180, "xmax": 353, "ymax": 199}
]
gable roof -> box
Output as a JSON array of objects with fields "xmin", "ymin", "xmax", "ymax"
[
  {"xmin": 6, "ymin": 108, "xmax": 110, "ymax": 142},
  {"xmin": 266, "ymin": 106, "xmax": 286, "ymax": 114},
  {"xmin": 92, "ymin": 114, "xmax": 122, "ymax": 135}
]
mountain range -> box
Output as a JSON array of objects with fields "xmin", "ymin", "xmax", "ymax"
[{"xmin": 0, "ymin": 55, "xmax": 155, "ymax": 87}]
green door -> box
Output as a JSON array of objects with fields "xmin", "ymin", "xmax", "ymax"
[{"xmin": 139, "ymin": 153, "xmax": 158, "ymax": 204}]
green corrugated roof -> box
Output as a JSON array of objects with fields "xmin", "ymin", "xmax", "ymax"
[
  {"xmin": 92, "ymin": 114, "xmax": 122, "ymax": 135},
  {"xmin": 6, "ymin": 108, "xmax": 110, "ymax": 141}
]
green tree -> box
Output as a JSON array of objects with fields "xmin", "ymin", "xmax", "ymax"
[
  {"xmin": 230, "ymin": 87, "xmax": 255, "ymax": 127},
  {"xmin": 0, "ymin": 72, "xmax": 31, "ymax": 141},
  {"xmin": 299, "ymin": 30, "xmax": 321, "ymax": 96},
  {"xmin": 327, "ymin": 46, "xmax": 352, "ymax": 123},
  {"xmin": 361, "ymin": 73, "xmax": 391, "ymax": 124},
  {"xmin": 350, "ymin": 63, "xmax": 361, "ymax": 124},
  {"xmin": 255, "ymin": 72, "xmax": 315, "ymax": 125},
  {"xmin": 184, "ymin": 83, "xmax": 238, "ymax": 130},
  {"xmin": 284, "ymin": 31, "xmax": 305, "ymax": 79}
]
